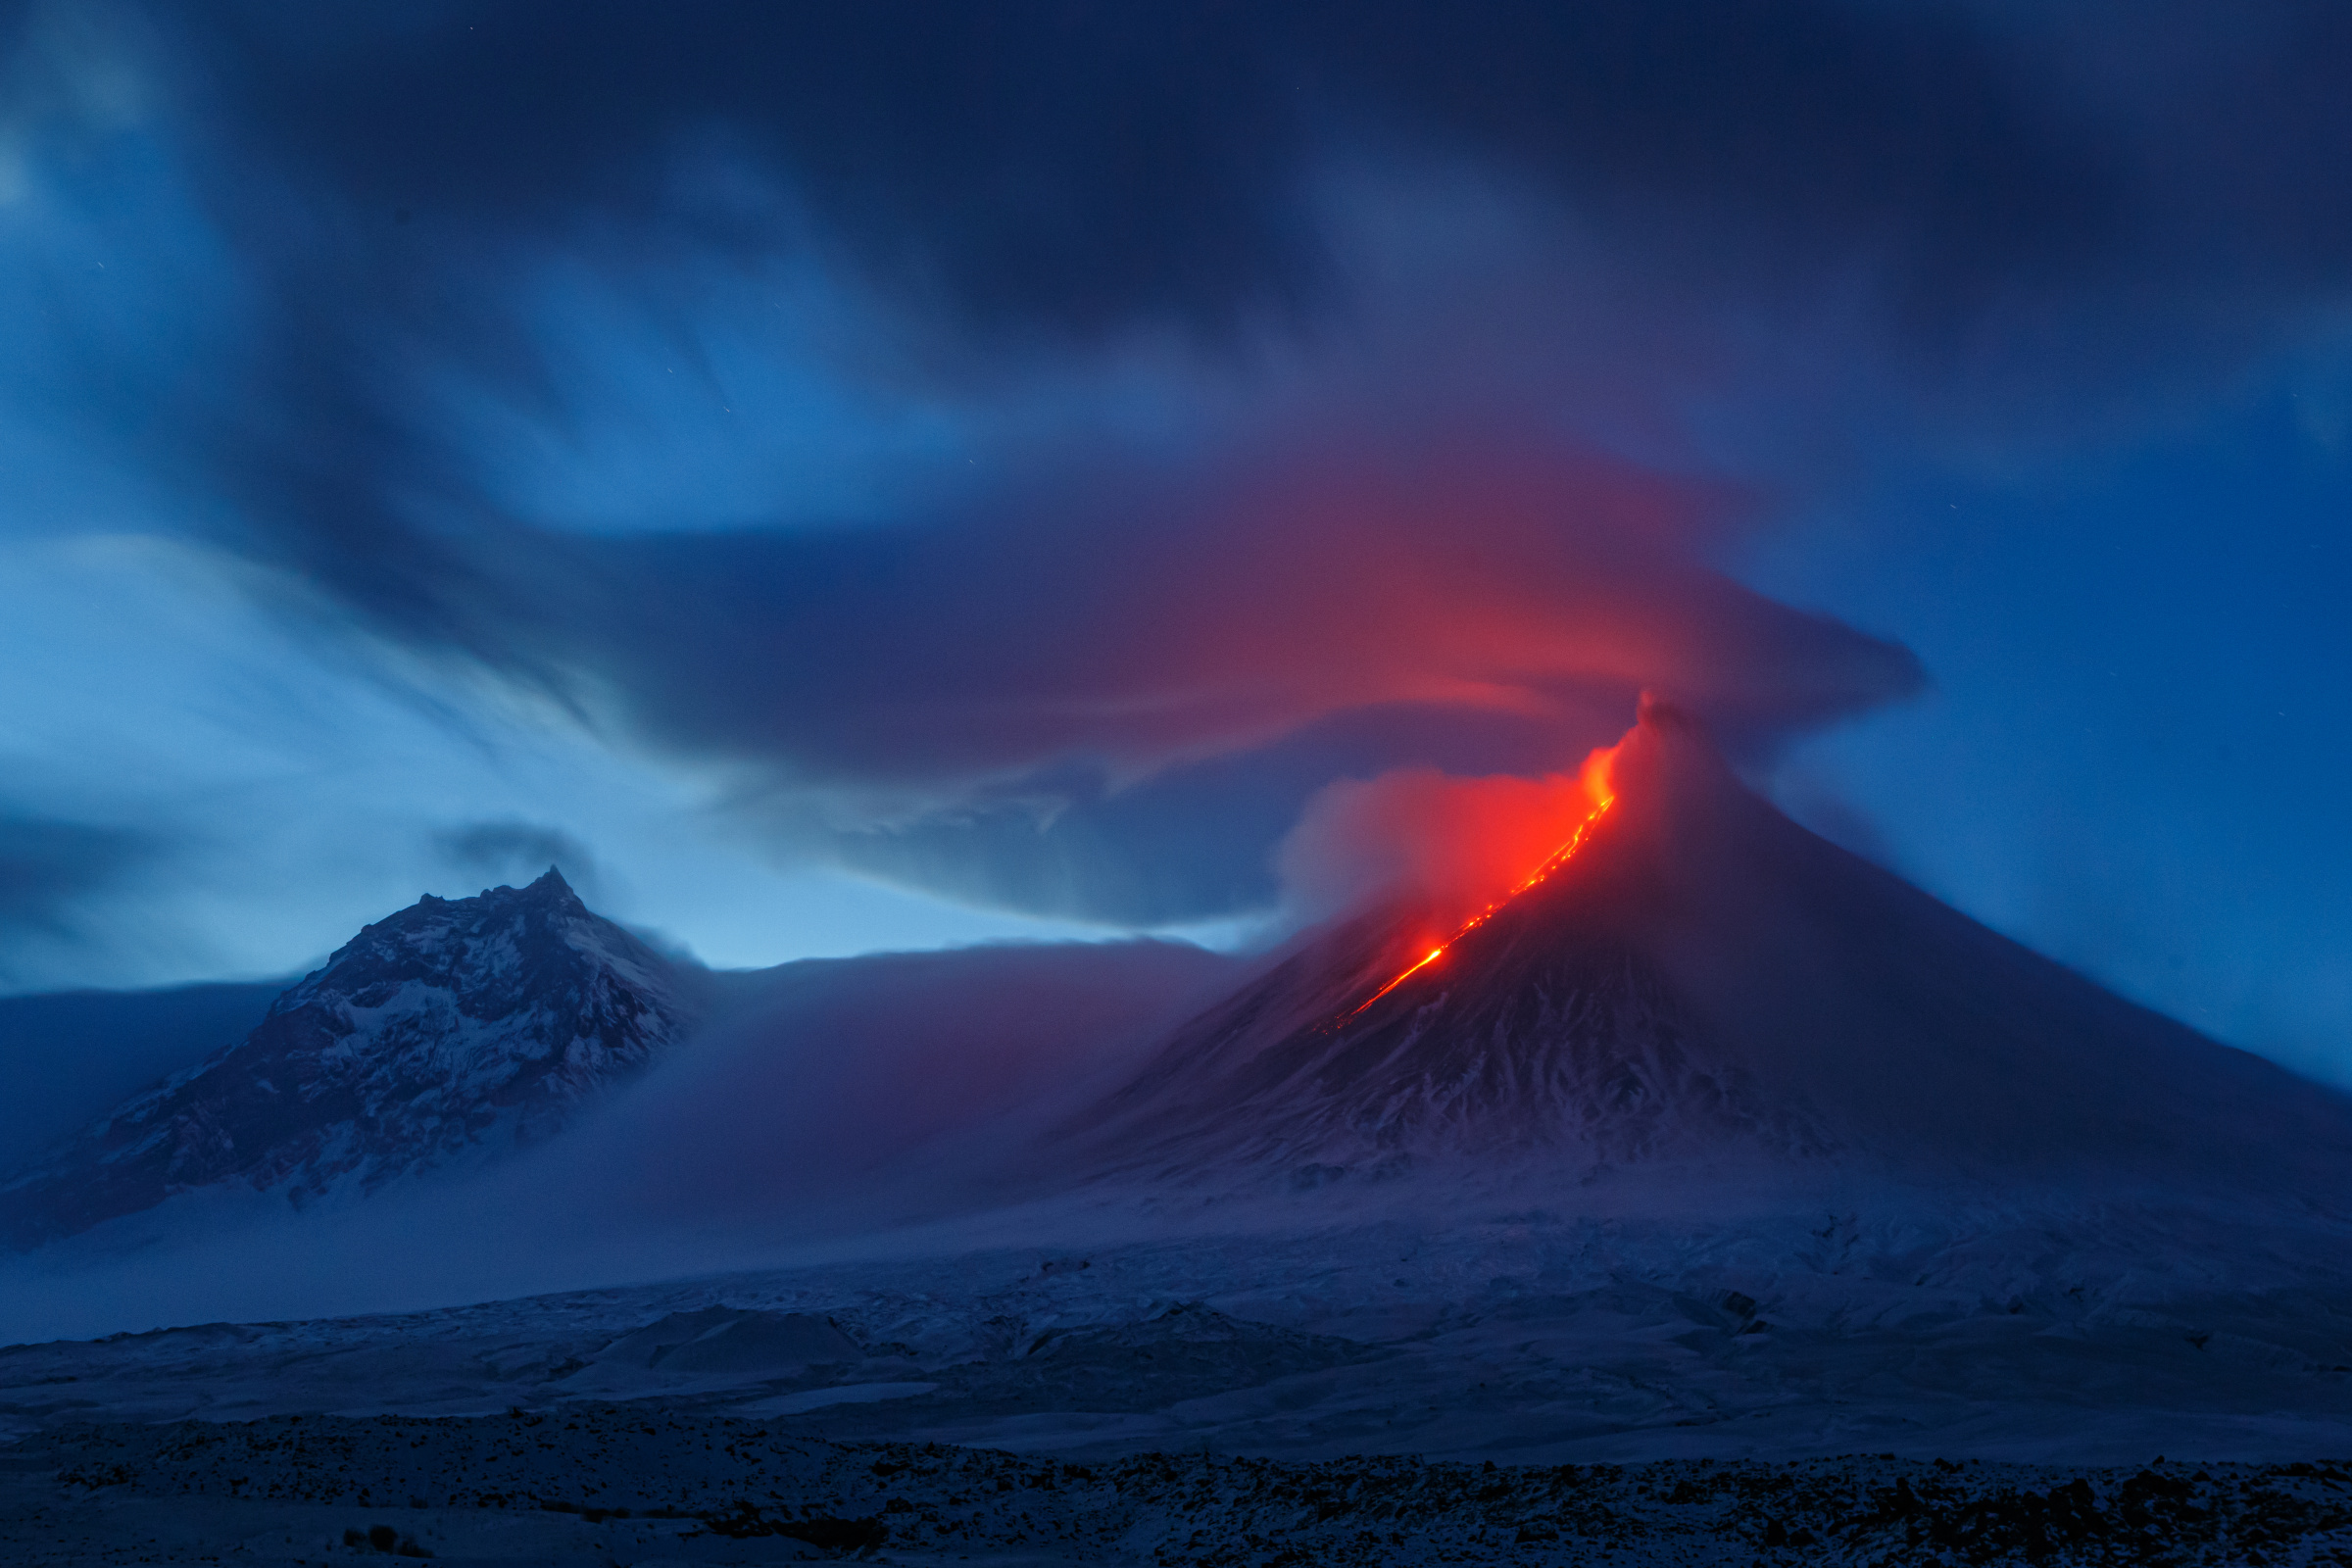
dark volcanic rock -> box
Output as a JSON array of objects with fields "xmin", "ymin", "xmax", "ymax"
[{"xmin": 10, "ymin": 1410, "xmax": 2352, "ymax": 1565}]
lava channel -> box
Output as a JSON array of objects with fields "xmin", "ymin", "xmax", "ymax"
[{"xmin": 1335, "ymin": 783, "xmax": 1618, "ymax": 1025}]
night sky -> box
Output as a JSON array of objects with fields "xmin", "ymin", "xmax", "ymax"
[{"xmin": 1, "ymin": 2, "xmax": 2346, "ymax": 1083}]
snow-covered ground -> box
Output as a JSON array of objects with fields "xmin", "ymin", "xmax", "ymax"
[{"xmin": 7, "ymin": 1191, "xmax": 2351, "ymax": 1468}]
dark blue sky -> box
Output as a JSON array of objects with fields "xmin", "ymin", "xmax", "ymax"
[{"xmin": 0, "ymin": 2, "xmax": 2345, "ymax": 1081}]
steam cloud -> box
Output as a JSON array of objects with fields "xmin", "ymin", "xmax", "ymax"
[{"xmin": 1279, "ymin": 749, "xmax": 1621, "ymax": 930}]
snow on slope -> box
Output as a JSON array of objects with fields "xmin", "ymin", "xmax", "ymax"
[
  {"xmin": 0, "ymin": 869, "xmax": 690, "ymax": 1249},
  {"xmin": 9, "ymin": 1202, "xmax": 2352, "ymax": 1468}
]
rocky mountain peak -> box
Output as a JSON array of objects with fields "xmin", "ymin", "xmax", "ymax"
[
  {"xmin": 517, "ymin": 864, "xmax": 584, "ymax": 906},
  {"xmin": 0, "ymin": 877, "xmax": 695, "ymax": 1250}
]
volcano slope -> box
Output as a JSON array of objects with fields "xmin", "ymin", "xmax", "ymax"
[{"xmin": 1077, "ymin": 700, "xmax": 2352, "ymax": 1195}]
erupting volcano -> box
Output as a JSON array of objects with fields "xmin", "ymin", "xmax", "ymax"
[
  {"xmin": 1073, "ymin": 697, "xmax": 2352, "ymax": 1196},
  {"xmin": 1341, "ymin": 745, "xmax": 1621, "ymax": 1023}
]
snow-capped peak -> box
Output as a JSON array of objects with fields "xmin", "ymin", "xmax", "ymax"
[{"xmin": 0, "ymin": 871, "xmax": 694, "ymax": 1249}]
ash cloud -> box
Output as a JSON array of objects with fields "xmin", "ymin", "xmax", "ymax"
[
  {"xmin": 579, "ymin": 446, "xmax": 1921, "ymax": 920},
  {"xmin": 25, "ymin": 1, "xmax": 2352, "ymax": 927},
  {"xmin": 1278, "ymin": 762, "xmax": 1617, "ymax": 932},
  {"xmin": 152, "ymin": 3, "xmax": 2352, "ymax": 392},
  {"xmin": 154, "ymin": 1, "xmax": 2126, "ymax": 344}
]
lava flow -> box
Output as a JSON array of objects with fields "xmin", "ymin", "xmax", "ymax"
[{"xmin": 1337, "ymin": 746, "xmax": 1620, "ymax": 1024}]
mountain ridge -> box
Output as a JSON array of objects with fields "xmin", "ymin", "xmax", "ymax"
[{"xmin": 0, "ymin": 868, "xmax": 692, "ymax": 1249}]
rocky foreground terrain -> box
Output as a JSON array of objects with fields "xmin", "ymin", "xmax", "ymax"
[{"xmin": 4, "ymin": 1406, "xmax": 2350, "ymax": 1566}]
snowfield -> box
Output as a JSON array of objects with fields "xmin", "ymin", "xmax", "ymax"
[{"xmin": 6, "ymin": 1201, "xmax": 2352, "ymax": 1466}]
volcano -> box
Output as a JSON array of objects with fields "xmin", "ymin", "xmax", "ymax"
[{"xmin": 1078, "ymin": 700, "xmax": 2352, "ymax": 1197}]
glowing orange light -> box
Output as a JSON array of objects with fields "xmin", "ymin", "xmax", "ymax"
[
  {"xmin": 1348, "ymin": 946, "xmax": 1447, "ymax": 1014},
  {"xmin": 1335, "ymin": 743, "xmax": 1620, "ymax": 1025}
]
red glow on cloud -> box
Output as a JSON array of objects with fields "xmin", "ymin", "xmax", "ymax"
[
  {"xmin": 1282, "ymin": 737, "xmax": 1623, "ymax": 925},
  {"xmin": 1090, "ymin": 454, "xmax": 1711, "ymax": 774},
  {"xmin": 1325, "ymin": 740, "xmax": 1621, "ymax": 1019},
  {"xmin": 818, "ymin": 440, "xmax": 1911, "ymax": 795}
]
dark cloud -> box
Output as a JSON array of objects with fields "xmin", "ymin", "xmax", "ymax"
[
  {"xmin": 0, "ymin": 815, "xmax": 161, "ymax": 945},
  {"xmin": 432, "ymin": 819, "xmax": 600, "ymax": 900},
  {"xmin": 160, "ymin": 2, "xmax": 2352, "ymax": 352},
  {"xmin": 180, "ymin": 2, "xmax": 1315, "ymax": 342},
  {"xmin": 566, "ymin": 447, "xmax": 1919, "ymax": 781},
  {"xmin": 546, "ymin": 445, "xmax": 1919, "ymax": 919},
  {"xmin": 822, "ymin": 703, "xmax": 1605, "ymax": 926},
  {"xmin": 166, "ymin": 1, "xmax": 2125, "ymax": 342},
  {"xmin": 36, "ymin": 1, "xmax": 2352, "ymax": 926}
]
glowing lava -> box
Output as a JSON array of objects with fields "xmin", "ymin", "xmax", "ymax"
[{"xmin": 1337, "ymin": 744, "xmax": 1620, "ymax": 1024}]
